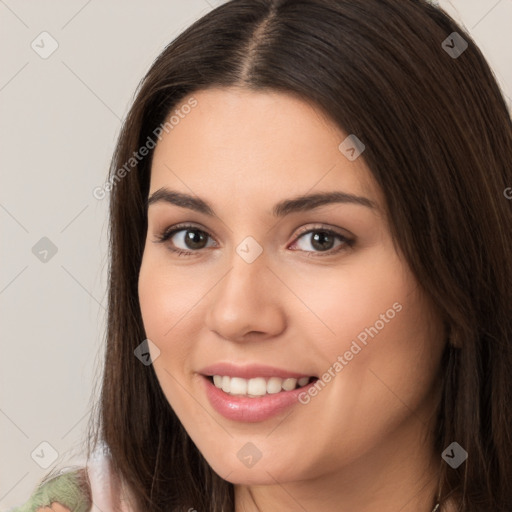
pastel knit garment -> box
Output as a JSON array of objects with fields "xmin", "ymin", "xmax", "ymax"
[
  {"xmin": 8, "ymin": 469, "xmax": 91, "ymax": 512},
  {"xmin": 8, "ymin": 443, "xmax": 135, "ymax": 512}
]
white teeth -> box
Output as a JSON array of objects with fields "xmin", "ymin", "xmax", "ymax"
[
  {"xmin": 266, "ymin": 377, "xmax": 282, "ymax": 394},
  {"xmin": 211, "ymin": 375, "xmax": 311, "ymax": 396},
  {"xmin": 247, "ymin": 377, "xmax": 267, "ymax": 396},
  {"xmin": 221, "ymin": 376, "xmax": 230, "ymax": 393},
  {"xmin": 282, "ymin": 378, "xmax": 297, "ymax": 391},
  {"xmin": 298, "ymin": 377, "xmax": 309, "ymax": 387},
  {"xmin": 230, "ymin": 377, "xmax": 248, "ymax": 395}
]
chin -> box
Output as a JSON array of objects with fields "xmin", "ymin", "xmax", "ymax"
[{"xmin": 200, "ymin": 444, "xmax": 309, "ymax": 485}]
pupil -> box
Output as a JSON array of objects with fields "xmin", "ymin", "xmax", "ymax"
[
  {"xmin": 312, "ymin": 232, "xmax": 334, "ymax": 251},
  {"xmin": 185, "ymin": 230, "xmax": 206, "ymax": 249},
  {"xmin": 182, "ymin": 230, "xmax": 335, "ymax": 251}
]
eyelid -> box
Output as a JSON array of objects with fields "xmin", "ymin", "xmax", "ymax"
[
  {"xmin": 154, "ymin": 222, "xmax": 215, "ymax": 243},
  {"xmin": 153, "ymin": 222, "xmax": 355, "ymax": 256},
  {"xmin": 288, "ymin": 224, "xmax": 355, "ymax": 256},
  {"xmin": 293, "ymin": 223, "xmax": 354, "ymax": 240}
]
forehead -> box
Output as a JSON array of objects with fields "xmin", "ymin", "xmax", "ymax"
[{"xmin": 149, "ymin": 86, "xmax": 381, "ymax": 210}]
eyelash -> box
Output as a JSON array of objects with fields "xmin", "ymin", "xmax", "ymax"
[{"xmin": 153, "ymin": 223, "xmax": 355, "ymax": 258}]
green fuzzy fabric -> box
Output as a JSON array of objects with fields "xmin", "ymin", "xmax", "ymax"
[{"xmin": 9, "ymin": 469, "xmax": 92, "ymax": 512}]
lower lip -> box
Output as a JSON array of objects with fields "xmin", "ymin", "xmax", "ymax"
[{"xmin": 202, "ymin": 375, "xmax": 316, "ymax": 422}]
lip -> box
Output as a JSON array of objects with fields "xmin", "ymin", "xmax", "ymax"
[
  {"xmin": 199, "ymin": 362, "xmax": 314, "ymax": 380},
  {"xmin": 201, "ymin": 374, "xmax": 317, "ymax": 423}
]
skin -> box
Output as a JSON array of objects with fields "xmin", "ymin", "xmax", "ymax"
[
  {"xmin": 37, "ymin": 505, "xmax": 70, "ymax": 512},
  {"xmin": 138, "ymin": 87, "xmax": 451, "ymax": 512}
]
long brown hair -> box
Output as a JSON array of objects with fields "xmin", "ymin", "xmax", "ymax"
[{"xmin": 84, "ymin": 0, "xmax": 512, "ymax": 510}]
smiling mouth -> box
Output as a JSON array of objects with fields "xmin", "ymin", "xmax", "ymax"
[{"xmin": 206, "ymin": 375, "xmax": 318, "ymax": 397}]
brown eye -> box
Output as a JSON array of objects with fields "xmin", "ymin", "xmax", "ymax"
[
  {"xmin": 180, "ymin": 229, "xmax": 210, "ymax": 250},
  {"xmin": 155, "ymin": 224, "xmax": 216, "ymax": 254},
  {"xmin": 290, "ymin": 227, "xmax": 354, "ymax": 257},
  {"xmin": 309, "ymin": 231, "xmax": 337, "ymax": 251}
]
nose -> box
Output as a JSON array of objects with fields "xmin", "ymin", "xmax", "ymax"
[{"xmin": 204, "ymin": 248, "xmax": 287, "ymax": 343}]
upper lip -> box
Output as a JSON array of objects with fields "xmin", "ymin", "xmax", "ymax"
[{"xmin": 199, "ymin": 362, "xmax": 315, "ymax": 380}]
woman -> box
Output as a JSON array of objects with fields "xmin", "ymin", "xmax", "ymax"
[{"xmin": 13, "ymin": 0, "xmax": 512, "ymax": 510}]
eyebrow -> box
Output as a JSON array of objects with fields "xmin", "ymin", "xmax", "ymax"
[{"xmin": 146, "ymin": 187, "xmax": 377, "ymax": 217}]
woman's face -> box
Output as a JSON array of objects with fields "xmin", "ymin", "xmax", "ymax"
[{"xmin": 138, "ymin": 86, "xmax": 446, "ymax": 487}]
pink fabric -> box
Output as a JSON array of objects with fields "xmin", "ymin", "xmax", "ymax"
[{"xmin": 85, "ymin": 444, "xmax": 136, "ymax": 512}]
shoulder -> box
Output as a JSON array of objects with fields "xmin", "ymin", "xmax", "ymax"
[
  {"xmin": 8, "ymin": 467, "xmax": 92, "ymax": 512},
  {"xmin": 9, "ymin": 444, "xmax": 136, "ymax": 512}
]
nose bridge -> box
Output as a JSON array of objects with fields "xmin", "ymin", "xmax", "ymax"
[
  {"xmin": 205, "ymin": 237, "xmax": 285, "ymax": 341},
  {"xmin": 220, "ymin": 230, "xmax": 269, "ymax": 293},
  {"xmin": 216, "ymin": 240, "xmax": 269, "ymax": 312}
]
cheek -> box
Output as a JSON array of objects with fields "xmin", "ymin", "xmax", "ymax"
[
  {"xmin": 289, "ymin": 246, "xmax": 445, "ymax": 425},
  {"xmin": 137, "ymin": 252, "xmax": 202, "ymax": 373},
  {"xmin": 138, "ymin": 253, "xmax": 205, "ymax": 418},
  {"xmin": 363, "ymin": 287, "xmax": 445, "ymax": 397},
  {"xmin": 138, "ymin": 251, "xmax": 205, "ymax": 338},
  {"xmin": 328, "ymin": 281, "xmax": 443, "ymax": 443},
  {"xmin": 286, "ymin": 244, "xmax": 411, "ymax": 355}
]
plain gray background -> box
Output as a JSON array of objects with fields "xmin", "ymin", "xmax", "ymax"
[{"xmin": 1, "ymin": 0, "xmax": 511, "ymax": 509}]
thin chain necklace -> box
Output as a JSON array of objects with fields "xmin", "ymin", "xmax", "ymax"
[{"xmin": 432, "ymin": 503, "xmax": 440, "ymax": 512}]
